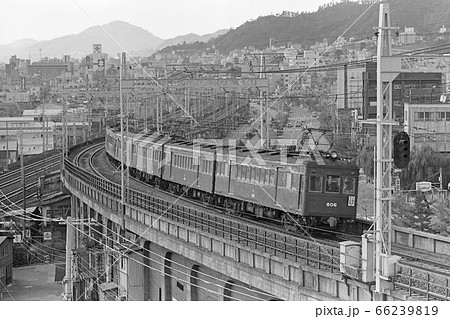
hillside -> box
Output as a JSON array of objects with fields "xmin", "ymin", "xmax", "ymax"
[
  {"xmin": 156, "ymin": 29, "xmax": 228, "ymax": 51},
  {"xmin": 198, "ymin": 0, "xmax": 450, "ymax": 53}
]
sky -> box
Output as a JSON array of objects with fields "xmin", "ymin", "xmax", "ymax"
[{"xmin": 0, "ymin": 0, "xmax": 332, "ymax": 45}]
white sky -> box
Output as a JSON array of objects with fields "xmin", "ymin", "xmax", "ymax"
[{"xmin": 0, "ymin": 0, "xmax": 331, "ymax": 45}]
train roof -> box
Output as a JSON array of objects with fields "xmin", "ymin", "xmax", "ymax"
[{"xmin": 108, "ymin": 129, "xmax": 359, "ymax": 169}]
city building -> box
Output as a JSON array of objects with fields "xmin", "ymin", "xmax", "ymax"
[
  {"xmin": 0, "ymin": 117, "xmax": 55, "ymax": 168},
  {"xmin": 336, "ymin": 65, "xmax": 365, "ymax": 111},
  {"xmin": 0, "ymin": 91, "xmax": 30, "ymax": 103},
  {"xmin": 0, "ymin": 232, "xmax": 13, "ymax": 298},
  {"xmin": 362, "ymin": 61, "xmax": 443, "ymax": 121},
  {"xmin": 399, "ymin": 27, "xmax": 417, "ymax": 45},
  {"xmin": 28, "ymin": 58, "xmax": 69, "ymax": 82},
  {"xmin": 404, "ymin": 102, "xmax": 450, "ymax": 152}
]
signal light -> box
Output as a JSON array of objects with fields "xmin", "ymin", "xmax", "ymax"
[{"xmin": 393, "ymin": 132, "xmax": 410, "ymax": 169}]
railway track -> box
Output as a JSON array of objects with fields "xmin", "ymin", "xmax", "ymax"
[
  {"xmin": 0, "ymin": 154, "xmax": 60, "ymax": 190},
  {"xmin": 0, "ymin": 153, "xmax": 61, "ymax": 209},
  {"xmin": 84, "ymin": 143, "xmax": 450, "ymax": 268},
  {"xmin": 71, "ymin": 140, "xmax": 450, "ymax": 300}
]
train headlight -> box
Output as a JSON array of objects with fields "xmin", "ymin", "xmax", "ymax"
[{"xmin": 330, "ymin": 151, "xmax": 338, "ymax": 159}]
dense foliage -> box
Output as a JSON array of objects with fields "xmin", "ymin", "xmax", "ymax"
[
  {"xmin": 159, "ymin": 0, "xmax": 450, "ymax": 54},
  {"xmin": 393, "ymin": 195, "xmax": 450, "ymax": 236}
]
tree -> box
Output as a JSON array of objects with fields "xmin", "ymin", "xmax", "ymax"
[
  {"xmin": 429, "ymin": 199, "xmax": 450, "ymax": 236},
  {"xmin": 400, "ymin": 145, "xmax": 450, "ymax": 190},
  {"xmin": 357, "ymin": 145, "xmax": 374, "ymax": 182},
  {"xmin": 393, "ymin": 192, "xmax": 433, "ymax": 232}
]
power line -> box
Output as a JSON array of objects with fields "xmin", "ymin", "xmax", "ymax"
[{"xmin": 68, "ymin": 222, "xmax": 266, "ymax": 301}]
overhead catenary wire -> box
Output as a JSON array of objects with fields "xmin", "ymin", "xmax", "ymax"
[
  {"xmin": 82, "ymin": 220, "xmax": 279, "ymax": 300},
  {"xmin": 67, "ymin": 222, "xmax": 263, "ymax": 301}
]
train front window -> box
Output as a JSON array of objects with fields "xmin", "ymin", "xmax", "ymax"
[
  {"xmin": 342, "ymin": 177, "xmax": 356, "ymax": 194},
  {"xmin": 309, "ymin": 176, "xmax": 322, "ymax": 192},
  {"xmin": 325, "ymin": 175, "xmax": 340, "ymax": 193}
]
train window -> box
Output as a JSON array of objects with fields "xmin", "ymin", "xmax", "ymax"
[
  {"xmin": 251, "ymin": 167, "xmax": 257, "ymax": 182},
  {"xmin": 224, "ymin": 163, "xmax": 229, "ymax": 177},
  {"xmin": 342, "ymin": 177, "xmax": 356, "ymax": 194},
  {"xmin": 278, "ymin": 171, "xmax": 287, "ymax": 188},
  {"xmin": 217, "ymin": 162, "xmax": 222, "ymax": 175},
  {"xmin": 205, "ymin": 159, "xmax": 210, "ymax": 173},
  {"xmin": 286, "ymin": 172, "xmax": 292, "ymax": 189},
  {"xmin": 256, "ymin": 168, "xmax": 262, "ymax": 184},
  {"xmin": 269, "ymin": 170, "xmax": 276, "ymax": 186},
  {"xmin": 325, "ymin": 175, "xmax": 340, "ymax": 193},
  {"xmin": 309, "ymin": 176, "xmax": 322, "ymax": 192},
  {"xmin": 200, "ymin": 158, "xmax": 205, "ymax": 172},
  {"xmin": 242, "ymin": 166, "xmax": 248, "ymax": 181},
  {"xmin": 291, "ymin": 173, "xmax": 299, "ymax": 190},
  {"xmin": 208, "ymin": 161, "xmax": 213, "ymax": 174},
  {"xmin": 237, "ymin": 165, "xmax": 242, "ymax": 179}
]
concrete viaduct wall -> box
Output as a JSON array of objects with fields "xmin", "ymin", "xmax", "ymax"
[{"xmin": 63, "ymin": 169, "xmax": 409, "ymax": 301}]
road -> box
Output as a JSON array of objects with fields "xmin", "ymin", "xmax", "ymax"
[{"xmin": 0, "ymin": 262, "xmax": 64, "ymax": 301}]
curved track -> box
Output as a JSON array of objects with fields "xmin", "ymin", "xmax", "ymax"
[{"xmin": 71, "ymin": 140, "xmax": 450, "ymax": 300}]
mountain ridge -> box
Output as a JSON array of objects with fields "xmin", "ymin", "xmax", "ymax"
[{"xmin": 0, "ymin": 20, "xmax": 225, "ymax": 62}]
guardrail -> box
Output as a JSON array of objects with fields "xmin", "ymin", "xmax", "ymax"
[
  {"xmin": 392, "ymin": 227, "xmax": 450, "ymax": 257},
  {"xmin": 63, "ymin": 158, "xmax": 342, "ymax": 273},
  {"xmin": 394, "ymin": 262, "xmax": 450, "ymax": 301},
  {"xmin": 63, "ymin": 150, "xmax": 450, "ymax": 301}
]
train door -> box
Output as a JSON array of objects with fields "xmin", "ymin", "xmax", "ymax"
[
  {"xmin": 194, "ymin": 154, "xmax": 200, "ymax": 186},
  {"xmin": 228, "ymin": 161, "xmax": 235, "ymax": 194},
  {"xmin": 297, "ymin": 174, "xmax": 304, "ymax": 210}
]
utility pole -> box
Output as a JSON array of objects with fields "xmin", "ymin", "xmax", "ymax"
[
  {"xmin": 156, "ymin": 95, "xmax": 160, "ymax": 133},
  {"xmin": 62, "ymin": 96, "xmax": 67, "ymax": 166},
  {"xmin": 87, "ymin": 99, "xmax": 92, "ymax": 140},
  {"xmin": 19, "ymin": 127, "xmax": 27, "ymax": 235},
  {"xmin": 259, "ymin": 53, "xmax": 265, "ymax": 149},
  {"xmin": 42, "ymin": 102, "xmax": 47, "ymax": 176},
  {"xmin": 5, "ymin": 121, "xmax": 9, "ymax": 171},
  {"xmin": 374, "ymin": 2, "xmax": 400, "ymax": 295},
  {"xmin": 119, "ymin": 55, "xmax": 126, "ymax": 236},
  {"xmin": 64, "ymin": 215, "xmax": 74, "ymax": 300}
]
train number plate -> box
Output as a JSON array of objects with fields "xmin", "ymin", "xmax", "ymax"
[
  {"xmin": 348, "ymin": 196, "xmax": 355, "ymax": 207},
  {"xmin": 326, "ymin": 202, "xmax": 337, "ymax": 208}
]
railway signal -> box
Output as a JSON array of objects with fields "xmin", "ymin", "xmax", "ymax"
[{"xmin": 393, "ymin": 132, "xmax": 410, "ymax": 169}]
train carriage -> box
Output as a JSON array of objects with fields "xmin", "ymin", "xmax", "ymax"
[
  {"xmin": 303, "ymin": 159, "xmax": 358, "ymax": 219},
  {"xmin": 105, "ymin": 128, "xmax": 359, "ymax": 230},
  {"xmin": 162, "ymin": 140, "xmax": 217, "ymax": 199},
  {"xmin": 135, "ymin": 133, "xmax": 169, "ymax": 177},
  {"xmin": 216, "ymin": 149, "xmax": 308, "ymax": 219},
  {"xmin": 126, "ymin": 132, "xmax": 151, "ymax": 169}
]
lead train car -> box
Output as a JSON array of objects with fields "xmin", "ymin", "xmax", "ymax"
[{"xmin": 105, "ymin": 128, "xmax": 359, "ymax": 228}]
